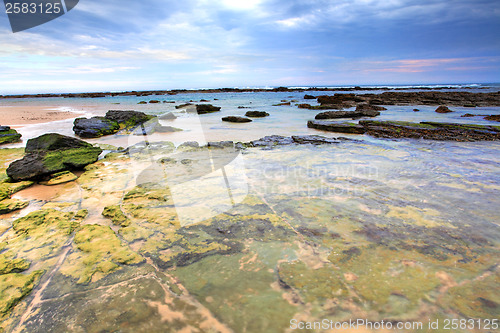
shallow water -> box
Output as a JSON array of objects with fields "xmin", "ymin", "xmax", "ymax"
[{"xmin": 1, "ymin": 88, "xmax": 500, "ymax": 332}]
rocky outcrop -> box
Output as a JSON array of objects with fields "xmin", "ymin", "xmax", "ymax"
[
  {"xmin": 435, "ymin": 106, "xmax": 453, "ymax": 113},
  {"xmin": 196, "ymin": 104, "xmax": 221, "ymax": 114},
  {"xmin": 159, "ymin": 112, "xmax": 177, "ymax": 120},
  {"xmin": 314, "ymin": 109, "xmax": 380, "ymax": 120},
  {"xmin": 307, "ymin": 121, "xmax": 366, "ymax": 134},
  {"xmin": 484, "ymin": 115, "xmax": 500, "ymax": 122},
  {"xmin": 222, "ymin": 116, "xmax": 252, "ymax": 123},
  {"xmin": 73, "ymin": 110, "xmax": 154, "ymax": 138},
  {"xmin": 304, "ymin": 94, "xmax": 316, "ymax": 99},
  {"xmin": 245, "ymin": 111, "xmax": 269, "ymax": 117},
  {"xmin": 6, "ymin": 134, "xmax": 102, "ymax": 181},
  {"xmin": 0, "ymin": 126, "xmax": 22, "ymax": 145},
  {"xmin": 355, "ymin": 104, "xmax": 387, "ymax": 112}
]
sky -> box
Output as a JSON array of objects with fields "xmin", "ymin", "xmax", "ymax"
[{"xmin": 0, "ymin": 0, "xmax": 499, "ymax": 94}]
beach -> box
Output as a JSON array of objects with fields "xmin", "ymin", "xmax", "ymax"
[{"xmin": 1, "ymin": 86, "xmax": 500, "ymax": 332}]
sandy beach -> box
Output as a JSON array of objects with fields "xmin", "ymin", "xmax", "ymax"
[{"xmin": 0, "ymin": 105, "xmax": 85, "ymax": 127}]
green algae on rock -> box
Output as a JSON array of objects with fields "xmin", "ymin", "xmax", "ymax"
[
  {"xmin": 0, "ymin": 199, "xmax": 28, "ymax": 215},
  {"xmin": 0, "ymin": 270, "xmax": 44, "ymax": 321},
  {"xmin": 39, "ymin": 170, "xmax": 78, "ymax": 186}
]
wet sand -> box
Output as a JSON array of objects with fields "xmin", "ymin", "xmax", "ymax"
[{"xmin": 0, "ymin": 106, "xmax": 85, "ymax": 126}]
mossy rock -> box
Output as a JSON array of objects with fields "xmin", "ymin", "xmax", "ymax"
[
  {"xmin": 278, "ymin": 260, "xmax": 346, "ymax": 302},
  {"xmin": 0, "ymin": 180, "xmax": 33, "ymax": 201},
  {"xmin": 59, "ymin": 224, "xmax": 143, "ymax": 284},
  {"xmin": 0, "ymin": 253, "xmax": 30, "ymax": 275},
  {"xmin": 102, "ymin": 205, "xmax": 130, "ymax": 227},
  {"xmin": 0, "ymin": 199, "xmax": 28, "ymax": 215}
]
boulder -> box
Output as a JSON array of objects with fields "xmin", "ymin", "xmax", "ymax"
[
  {"xmin": 0, "ymin": 199, "xmax": 28, "ymax": 215},
  {"xmin": 307, "ymin": 120, "xmax": 366, "ymax": 134},
  {"xmin": 149, "ymin": 100, "xmax": 160, "ymax": 104},
  {"xmin": 222, "ymin": 116, "xmax": 252, "ymax": 123},
  {"xmin": 39, "ymin": 171, "xmax": 78, "ymax": 186},
  {"xmin": 7, "ymin": 134, "xmax": 102, "ymax": 181},
  {"xmin": 484, "ymin": 115, "xmax": 500, "ymax": 122},
  {"xmin": 0, "ymin": 126, "xmax": 22, "ymax": 145},
  {"xmin": 105, "ymin": 110, "xmax": 153, "ymax": 125},
  {"xmin": 314, "ymin": 109, "xmax": 380, "ymax": 120},
  {"xmin": 304, "ymin": 94, "xmax": 316, "ymax": 99},
  {"xmin": 355, "ymin": 104, "xmax": 387, "ymax": 112},
  {"xmin": 73, "ymin": 117, "xmax": 120, "ymax": 138},
  {"xmin": 245, "ymin": 111, "xmax": 269, "ymax": 118},
  {"xmin": 196, "ymin": 104, "xmax": 221, "ymax": 114},
  {"xmin": 249, "ymin": 136, "xmax": 294, "ymax": 147},
  {"xmin": 435, "ymin": 106, "xmax": 453, "ymax": 113}
]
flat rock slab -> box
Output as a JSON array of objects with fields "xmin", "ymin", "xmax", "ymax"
[
  {"xmin": 308, "ymin": 120, "xmax": 366, "ymax": 134},
  {"xmin": 222, "ymin": 116, "xmax": 252, "ymax": 123},
  {"xmin": 39, "ymin": 171, "xmax": 78, "ymax": 186}
]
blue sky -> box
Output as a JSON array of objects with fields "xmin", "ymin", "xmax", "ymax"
[{"xmin": 0, "ymin": 0, "xmax": 499, "ymax": 93}]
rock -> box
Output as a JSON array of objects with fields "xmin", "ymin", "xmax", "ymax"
[
  {"xmin": 314, "ymin": 109, "xmax": 380, "ymax": 120},
  {"xmin": 0, "ymin": 126, "xmax": 22, "ymax": 145},
  {"xmin": 291, "ymin": 135, "xmax": 339, "ymax": 144},
  {"xmin": 73, "ymin": 117, "xmax": 120, "ymax": 138},
  {"xmin": 207, "ymin": 141, "xmax": 235, "ymax": 149},
  {"xmin": 245, "ymin": 111, "xmax": 269, "ymax": 118},
  {"xmin": 317, "ymin": 94, "xmax": 362, "ymax": 106},
  {"xmin": 355, "ymin": 104, "xmax": 387, "ymax": 112},
  {"xmin": 435, "ymin": 106, "xmax": 453, "ymax": 113},
  {"xmin": 7, "ymin": 134, "xmax": 102, "ymax": 181},
  {"xmin": 196, "ymin": 104, "xmax": 221, "ymax": 114},
  {"xmin": 273, "ymin": 102, "xmax": 291, "ymax": 106},
  {"xmin": 155, "ymin": 126, "xmax": 183, "ymax": 133},
  {"xmin": 484, "ymin": 115, "xmax": 500, "ymax": 122},
  {"xmin": 304, "ymin": 94, "xmax": 316, "ymax": 99},
  {"xmin": 413, "ymin": 109, "xmax": 420, "ymax": 112},
  {"xmin": 105, "ymin": 110, "xmax": 153, "ymax": 125},
  {"xmin": 307, "ymin": 120, "xmax": 366, "ymax": 134},
  {"xmin": 222, "ymin": 116, "xmax": 252, "ymax": 123},
  {"xmin": 137, "ymin": 101, "xmax": 147, "ymax": 104},
  {"xmin": 0, "ymin": 180, "xmax": 33, "ymax": 201},
  {"xmin": 0, "ymin": 199, "xmax": 29, "ymax": 214},
  {"xmin": 461, "ymin": 113, "xmax": 475, "ymax": 117},
  {"xmin": 159, "ymin": 112, "xmax": 177, "ymax": 120},
  {"xmin": 177, "ymin": 141, "xmax": 200, "ymax": 151},
  {"xmin": 175, "ymin": 103, "xmax": 193, "ymax": 109},
  {"xmin": 39, "ymin": 171, "xmax": 78, "ymax": 186},
  {"xmin": 249, "ymin": 136, "xmax": 294, "ymax": 147},
  {"xmin": 149, "ymin": 100, "xmax": 160, "ymax": 104}
]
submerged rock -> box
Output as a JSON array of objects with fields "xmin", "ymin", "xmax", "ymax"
[
  {"xmin": 315, "ymin": 109, "xmax": 380, "ymax": 120},
  {"xmin": 7, "ymin": 134, "xmax": 102, "ymax": 181},
  {"xmin": 0, "ymin": 126, "xmax": 22, "ymax": 145},
  {"xmin": 0, "ymin": 199, "xmax": 28, "ymax": 214},
  {"xmin": 291, "ymin": 135, "xmax": 340, "ymax": 144},
  {"xmin": 73, "ymin": 117, "xmax": 120, "ymax": 138},
  {"xmin": 435, "ymin": 105, "xmax": 453, "ymax": 113},
  {"xmin": 304, "ymin": 94, "xmax": 316, "ymax": 99},
  {"xmin": 245, "ymin": 111, "xmax": 269, "ymax": 118},
  {"xmin": 222, "ymin": 116, "xmax": 252, "ymax": 123},
  {"xmin": 484, "ymin": 115, "xmax": 500, "ymax": 122},
  {"xmin": 74, "ymin": 110, "xmax": 154, "ymax": 138},
  {"xmin": 39, "ymin": 171, "xmax": 78, "ymax": 186},
  {"xmin": 159, "ymin": 112, "xmax": 177, "ymax": 120}
]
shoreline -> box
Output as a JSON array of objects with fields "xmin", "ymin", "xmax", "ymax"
[{"xmin": 0, "ymin": 106, "xmax": 85, "ymax": 127}]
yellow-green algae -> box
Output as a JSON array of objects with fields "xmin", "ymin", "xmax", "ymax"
[
  {"xmin": 0, "ymin": 199, "xmax": 28, "ymax": 215},
  {"xmin": 59, "ymin": 224, "xmax": 143, "ymax": 284},
  {"xmin": 102, "ymin": 205, "xmax": 130, "ymax": 227}
]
